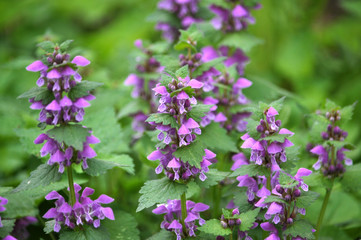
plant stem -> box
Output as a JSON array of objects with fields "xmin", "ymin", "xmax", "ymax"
[
  {"xmin": 213, "ymin": 185, "xmax": 221, "ymax": 218},
  {"xmin": 180, "ymin": 192, "xmax": 187, "ymax": 235},
  {"xmin": 67, "ymin": 164, "xmax": 76, "ymax": 206},
  {"xmin": 315, "ymin": 182, "xmax": 333, "ymax": 240}
]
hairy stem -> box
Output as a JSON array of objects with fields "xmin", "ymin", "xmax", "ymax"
[
  {"xmin": 67, "ymin": 164, "xmax": 76, "ymax": 206},
  {"xmin": 180, "ymin": 192, "xmax": 187, "ymax": 235}
]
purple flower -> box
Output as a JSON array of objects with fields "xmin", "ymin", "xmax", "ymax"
[
  {"xmin": 0, "ymin": 196, "xmax": 8, "ymax": 228},
  {"xmin": 11, "ymin": 216, "xmax": 37, "ymax": 239},
  {"xmin": 43, "ymin": 184, "xmax": 114, "ymax": 232},
  {"xmin": 260, "ymin": 222, "xmax": 280, "ymax": 240},
  {"xmin": 153, "ymin": 199, "xmax": 209, "ymax": 239}
]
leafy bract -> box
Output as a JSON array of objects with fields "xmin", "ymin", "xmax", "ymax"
[
  {"xmin": 296, "ymin": 191, "xmax": 319, "ymax": 209},
  {"xmin": 137, "ymin": 178, "xmax": 187, "ymax": 212},
  {"xmin": 283, "ymin": 220, "xmax": 315, "ymax": 239},
  {"xmin": 84, "ymin": 154, "xmax": 134, "ymax": 176},
  {"xmin": 47, "ymin": 124, "xmax": 90, "ymax": 151},
  {"xmin": 173, "ymin": 139, "xmax": 206, "ymax": 168},
  {"xmin": 59, "ymin": 225, "xmax": 110, "ymax": 240},
  {"xmin": 102, "ymin": 210, "xmax": 140, "ymax": 240},
  {"xmin": 186, "ymin": 104, "xmax": 212, "ymax": 122},
  {"xmin": 239, "ymin": 208, "xmax": 261, "ymax": 231},
  {"xmin": 230, "ymin": 164, "xmax": 269, "ymax": 177},
  {"xmin": 146, "ymin": 113, "xmax": 179, "ymax": 129},
  {"xmin": 68, "ymin": 80, "xmax": 103, "ymax": 100},
  {"xmin": 198, "ymin": 219, "xmax": 232, "ymax": 236}
]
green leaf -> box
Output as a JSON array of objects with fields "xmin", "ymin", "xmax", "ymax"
[
  {"xmin": 219, "ymin": 33, "xmax": 263, "ymax": 52},
  {"xmin": 233, "ymin": 190, "xmax": 253, "ymax": 212},
  {"xmin": 146, "ymin": 113, "xmax": 178, "ymax": 129},
  {"xmin": 262, "ymin": 133, "xmax": 291, "ymax": 142},
  {"xmin": 137, "ymin": 178, "xmax": 187, "ymax": 212},
  {"xmin": 325, "ymin": 99, "xmax": 338, "ymax": 112},
  {"xmin": 37, "ymin": 41, "xmax": 55, "ymax": 52},
  {"xmin": 154, "ymin": 55, "xmax": 179, "ymax": 71},
  {"xmin": 195, "ymin": 169, "xmax": 229, "ymax": 188},
  {"xmin": 340, "ymin": 101, "xmax": 357, "ymax": 122},
  {"xmin": 0, "ymin": 219, "xmax": 16, "ymax": 238},
  {"xmin": 84, "ymin": 154, "xmax": 134, "ymax": 176},
  {"xmin": 13, "ymin": 164, "xmax": 61, "ymax": 192},
  {"xmin": 198, "ymin": 122, "xmax": 238, "ymax": 153},
  {"xmin": 174, "ymin": 41, "xmax": 196, "ymax": 52},
  {"xmin": 68, "ymin": 81, "xmax": 103, "ymax": 101},
  {"xmin": 192, "ymin": 57, "xmax": 226, "ymax": 77},
  {"xmin": 270, "ymin": 96, "xmax": 286, "ymax": 112},
  {"xmin": 59, "ymin": 225, "xmax": 110, "ymax": 240},
  {"xmin": 296, "ymin": 191, "xmax": 319, "ymax": 209},
  {"xmin": 117, "ymin": 99, "xmax": 150, "ymax": 119},
  {"xmin": 341, "ymin": 164, "xmax": 361, "ymax": 191},
  {"xmin": 146, "ymin": 230, "xmax": 173, "ymax": 240},
  {"xmin": 323, "ymin": 140, "xmax": 355, "ymax": 150},
  {"xmin": 245, "ymin": 118, "xmax": 261, "ymax": 139},
  {"xmin": 283, "ymin": 220, "xmax": 315, "ymax": 239},
  {"xmin": 278, "ymin": 172, "xmax": 298, "ymax": 189},
  {"xmin": 198, "ymin": 219, "xmax": 232, "ymax": 236},
  {"xmin": 186, "ymin": 104, "xmax": 212, "ymax": 122},
  {"xmin": 170, "ymin": 86, "xmax": 195, "ymax": 98},
  {"xmin": 164, "ymin": 70, "xmax": 178, "ymax": 80},
  {"xmin": 175, "ymin": 65, "xmax": 189, "ymax": 78},
  {"xmin": 102, "ymin": 210, "xmax": 140, "ymax": 240},
  {"xmin": 264, "ymin": 195, "xmax": 287, "ymax": 204},
  {"xmin": 2, "ymin": 191, "xmax": 38, "ymax": 218},
  {"xmin": 179, "ymin": 24, "xmax": 202, "ymax": 42},
  {"xmin": 17, "ymin": 87, "xmax": 54, "ymax": 105},
  {"xmin": 60, "ymin": 40, "xmax": 74, "ymax": 52},
  {"xmin": 229, "ymin": 164, "xmax": 269, "ymax": 177},
  {"xmin": 15, "ymin": 128, "xmax": 43, "ymax": 156},
  {"xmin": 239, "ymin": 208, "xmax": 260, "ymax": 231},
  {"xmin": 160, "ymin": 73, "xmax": 173, "ymax": 87},
  {"xmin": 173, "ymin": 139, "xmax": 206, "ymax": 168},
  {"xmin": 47, "ymin": 124, "xmax": 91, "ymax": 150},
  {"xmin": 44, "ymin": 220, "xmax": 56, "ymax": 234}
]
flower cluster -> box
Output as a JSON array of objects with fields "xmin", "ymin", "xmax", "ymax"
[
  {"xmin": 241, "ymin": 107, "xmax": 294, "ymax": 172},
  {"xmin": 310, "ymin": 110, "xmax": 352, "ymax": 178},
  {"xmin": 26, "ymin": 43, "xmax": 99, "ymax": 173},
  {"xmin": 156, "ymin": 0, "xmax": 201, "ymax": 41},
  {"xmin": 125, "ymin": 39, "xmax": 164, "ymax": 137},
  {"xmin": 209, "ymin": 2, "xmax": 260, "ymax": 33},
  {"xmin": 179, "ymin": 52, "xmax": 202, "ymax": 73},
  {"xmin": 0, "ymin": 196, "xmax": 8, "ymax": 228},
  {"xmin": 152, "ymin": 199, "xmax": 209, "ymax": 240},
  {"xmin": 43, "ymin": 184, "xmax": 114, "ymax": 232},
  {"xmin": 147, "ymin": 76, "xmax": 217, "ymax": 181}
]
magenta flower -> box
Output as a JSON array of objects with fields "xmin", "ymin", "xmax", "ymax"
[
  {"xmin": 0, "ymin": 196, "xmax": 8, "ymax": 228},
  {"xmin": 43, "ymin": 184, "xmax": 114, "ymax": 232}
]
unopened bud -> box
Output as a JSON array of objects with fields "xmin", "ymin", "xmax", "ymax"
[
  {"xmin": 276, "ymin": 185, "xmax": 284, "ymax": 194},
  {"xmin": 287, "ymin": 218, "xmax": 293, "ymax": 224},
  {"xmin": 321, "ymin": 132, "xmax": 329, "ymax": 140},
  {"xmin": 194, "ymin": 53, "xmax": 202, "ymax": 61},
  {"xmin": 293, "ymin": 189, "xmax": 301, "ymax": 198},
  {"xmin": 284, "ymin": 194, "xmax": 291, "ymax": 202},
  {"xmin": 221, "ymin": 220, "xmax": 228, "ymax": 229},
  {"xmin": 275, "ymin": 120, "xmax": 281, "ymax": 127},
  {"xmin": 236, "ymin": 219, "xmax": 241, "ymax": 225},
  {"xmin": 256, "ymin": 125, "xmax": 264, "ymax": 133}
]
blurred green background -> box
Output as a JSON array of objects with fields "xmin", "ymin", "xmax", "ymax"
[{"xmin": 0, "ymin": 0, "xmax": 360, "ymax": 239}]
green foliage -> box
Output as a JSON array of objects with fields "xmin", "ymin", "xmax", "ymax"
[
  {"xmin": 262, "ymin": 133, "xmax": 291, "ymax": 142},
  {"xmin": 44, "ymin": 220, "xmax": 56, "ymax": 234},
  {"xmin": 84, "ymin": 154, "xmax": 134, "ymax": 176},
  {"xmin": 229, "ymin": 164, "xmax": 269, "ymax": 177},
  {"xmin": 59, "ymin": 225, "xmax": 110, "ymax": 240},
  {"xmin": 195, "ymin": 169, "xmax": 229, "ymax": 188},
  {"xmin": 15, "ymin": 128, "xmax": 43, "ymax": 155},
  {"xmin": 146, "ymin": 113, "xmax": 179, "ymax": 129},
  {"xmin": 0, "ymin": 219, "xmax": 16, "ymax": 238},
  {"xmin": 278, "ymin": 171, "xmax": 298, "ymax": 189},
  {"xmin": 68, "ymin": 81, "xmax": 103, "ymax": 101},
  {"xmin": 219, "ymin": 33, "xmax": 263, "ymax": 52},
  {"xmin": 47, "ymin": 124, "xmax": 90, "ymax": 151},
  {"xmin": 117, "ymin": 99, "xmax": 150, "ymax": 119},
  {"xmin": 102, "ymin": 210, "xmax": 140, "ymax": 240},
  {"xmin": 198, "ymin": 122, "xmax": 238, "ymax": 153},
  {"xmin": 154, "ymin": 55, "xmax": 179, "ymax": 71},
  {"xmin": 146, "ymin": 230, "xmax": 173, "ymax": 240},
  {"xmin": 270, "ymin": 97, "xmax": 286, "ymax": 112},
  {"xmin": 283, "ymin": 220, "xmax": 315, "ymax": 239},
  {"xmin": 17, "ymin": 87, "xmax": 54, "ymax": 105},
  {"xmin": 341, "ymin": 164, "xmax": 361, "ymax": 191},
  {"xmin": 340, "ymin": 101, "xmax": 357, "ymax": 122},
  {"xmin": 245, "ymin": 118, "xmax": 261, "ymax": 139},
  {"xmin": 137, "ymin": 178, "xmax": 187, "ymax": 212},
  {"xmin": 175, "ymin": 65, "xmax": 189, "ymax": 78},
  {"xmin": 173, "ymin": 139, "xmax": 206, "ymax": 168},
  {"xmin": 264, "ymin": 195, "xmax": 287, "ymax": 204},
  {"xmin": 186, "ymin": 104, "xmax": 212, "ymax": 122},
  {"xmin": 174, "ymin": 24, "xmax": 202, "ymax": 52},
  {"xmin": 13, "ymin": 164, "xmax": 61, "ymax": 192},
  {"xmin": 37, "ymin": 41, "xmax": 55, "ymax": 52},
  {"xmin": 239, "ymin": 208, "xmax": 260, "ymax": 231},
  {"xmin": 192, "ymin": 57, "xmax": 226, "ymax": 76},
  {"xmin": 296, "ymin": 191, "xmax": 319, "ymax": 209},
  {"xmin": 160, "ymin": 73, "xmax": 173, "ymax": 87},
  {"xmin": 198, "ymin": 219, "xmax": 232, "ymax": 236},
  {"xmin": 59, "ymin": 39, "xmax": 74, "ymax": 52}
]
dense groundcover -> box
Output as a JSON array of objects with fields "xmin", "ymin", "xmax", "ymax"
[{"xmin": 0, "ymin": 0, "xmax": 360, "ymax": 239}]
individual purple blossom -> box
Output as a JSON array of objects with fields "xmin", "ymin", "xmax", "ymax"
[
  {"xmin": 34, "ymin": 131, "xmax": 99, "ymax": 173},
  {"xmin": 152, "ymin": 199, "xmax": 209, "ymax": 239},
  {"xmin": 0, "ymin": 196, "xmax": 8, "ymax": 228},
  {"xmin": 3, "ymin": 236, "xmax": 17, "ymax": 240},
  {"xmin": 43, "ymin": 184, "xmax": 114, "ymax": 232},
  {"xmin": 11, "ymin": 216, "xmax": 37, "ymax": 240}
]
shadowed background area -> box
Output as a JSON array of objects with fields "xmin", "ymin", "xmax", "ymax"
[{"xmin": 0, "ymin": 0, "xmax": 360, "ymax": 239}]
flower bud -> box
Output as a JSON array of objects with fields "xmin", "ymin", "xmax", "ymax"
[
  {"xmin": 228, "ymin": 219, "xmax": 235, "ymax": 226},
  {"xmin": 287, "ymin": 218, "xmax": 293, "ymax": 224},
  {"xmin": 177, "ymin": 82, "xmax": 184, "ymax": 88},
  {"xmin": 221, "ymin": 215, "xmax": 225, "ymax": 221},
  {"xmin": 194, "ymin": 53, "xmax": 202, "ymax": 61},
  {"xmin": 275, "ymin": 120, "xmax": 281, "ymax": 127},
  {"xmin": 264, "ymin": 130, "xmax": 269, "ymax": 136},
  {"xmin": 179, "ymin": 54, "xmax": 185, "ymax": 60},
  {"xmin": 55, "ymin": 54, "xmax": 63, "ymax": 63},
  {"xmin": 256, "ymin": 125, "xmax": 264, "ymax": 133},
  {"xmin": 336, "ymin": 116, "xmax": 341, "ymax": 121},
  {"xmin": 284, "ymin": 194, "xmax": 291, "ymax": 202},
  {"xmin": 333, "ymin": 126, "xmax": 341, "ymax": 135},
  {"xmin": 321, "ymin": 132, "xmax": 329, "ymax": 140},
  {"xmin": 327, "ymin": 124, "xmax": 332, "ymax": 132},
  {"xmin": 47, "ymin": 57, "xmax": 53, "ymax": 64},
  {"xmin": 330, "ymin": 116, "xmax": 335, "ymax": 122},
  {"xmin": 221, "ymin": 220, "xmax": 228, "ymax": 229},
  {"xmin": 328, "ymin": 165, "xmax": 335, "ymax": 173},
  {"xmin": 326, "ymin": 112, "xmax": 330, "ymax": 118},
  {"xmin": 276, "ymin": 185, "xmax": 284, "ymax": 194},
  {"xmin": 163, "ymin": 222, "xmax": 170, "ymax": 229},
  {"xmin": 63, "ymin": 54, "xmax": 70, "ymax": 61},
  {"xmin": 236, "ymin": 219, "xmax": 241, "ymax": 225},
  {"xmin": 232, "ymin": 208, "xmax": 239, "ymax": 216},
  {"xmin": 217, "ymin": 236, "xmax": 225, "ymax": 240},
  {"xmin": 342, "ymin": 131, "xmax": 348, "ymax": 138},
  {"xmin": 293, "ymin": 189, "xmax": 301, "ymax": 198}
]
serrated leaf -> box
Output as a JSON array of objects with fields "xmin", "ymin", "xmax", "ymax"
[
  {"xmin": 160, "ymin": 73, "xmax": 173, "ymax": 87},
  {"xmin": 230, "ymin": 164, "xmax": 269, "ymax": 177},
  {"xmin": 1, "ymin": 192, "xmax": 38, "ymax": 218},
  {"xmin": 270, "ymin": 97, "xmax": 286, "ymax": 112},
  {"xmin": 174, "ymin": 41, "xmax": 196, "ymax": 52},
  {"xmin": 47, "ymin": 124, "xmax": 90, "ymax": 150},
  {"xmin": 219, "ymin": 33, "xmax": 263, "ymax": 52},
  {"xmin": 164, "ymin": 70, "xmax": 178, "ymax": 80},
  {"xmin": 296, "ymin": 191, "xmax": 319, "ymax": 209},
  {"xmin": 195, "ymin": 169, "xmax": 229, "ymax": 188},
  {"xmin": 59, "ymin": 225, "xmax": 110, "ymax": 240},
  {"xmin": 117, "ymin": 99, "xmax": 150, "ymax": 119},
  {"xmin": 0, "ymin": 219, "xmax": 16, "ymax": 238},
  {"xmin": 13, "ymin": 164, "xmax": 61, "ymax": 192},
  {"xmin": 137, "ymin": 178, "xmax": 187, "ymax": 212},
  {"xmin": 262, "ymin": 134, "xmax": 290, "ymax": 142},
  {"xmin": 239, "ymin": 208, "xmax": 260, "ymax": 231},
  {"xmin": 15, "ymin": 128, "xmax": 43, "ymax": 155},
  {"xmin": 179, "ymin": 24, "xmax": 202, "ymax": 42},
  {"xmin": 170, "ymin": 86, "xmax": 195, "ymax": 98},
  {"xmin": 60, "ymin": 40, "xmax": 74, "ymax": 51},
  {"xmin": 175, "ymin": 65, "xmax": 189, "ymax": 78},
  {"xmin": 325, "ymin": 99, "xmax": 338, "ymax": 112},
  {"xmin": 278, "ymin": 172, "xmax": 298, "ymax": 189},
  {"xmin": 340, "ymin": 101, "xmax": 357, "ymax": 122},
  {"xmin": 245, "ymin": 118, "xmax": 261, "ymax": 139},
  {"xmin": 186, "ymin": 104, "xmax": 212, "ymax": 122},
  {"xmin": 341, "ymin": 164, "xmax": 361, "ymax": 191},
  {"xmin": 154, "ymin": 55, "xmax": 179, "ymax": 71},
  {"xmin": 283, "ymin": 220, "xmax": 315, "ymax": 239},
  {"xmin": 198, "ymin": 122, "xmax": 238, "ymax": 153},
  {"xmin": 68, "ymin": 81, "xmax": 103, "ymax": 101},
  {"xmin": 17, "ymin": 87, "xmax": 54, "ymax": 105},
  {"xmin": 38, "ymin": 41, "xmax": 55, "ymax": 52},
  {"xmin": 146, "ymin": 230, "xmax": 173, "ymax": 240},
  {"xmin": 102, "ymin": 210, "xmax": 140, "ymax": 240},
  {"xmin": 173, "ymin": 139, "xmax": 206, "ymax": 168},
  {"xmin": 44, "ymin": 220, "xmax": 56, "ymax": 234},
  {"xmin": 84, "ymin": 154, "xmax": 134, "ymax": 176},
  {"xmin": 192, "ymin": 57, "xmax": 226, "ymax": 77},
  {"xmin": 323, "ymin": 140, "xmax": 355, "ymax": 150},
  {"xmin": 146, "ymin": 113, "xmax": 178, "ymax": 128},
  {"xmin": 198, "ymin": 219, "xmax": 232, "ymax": 236},
  {"xmin": 264, "ymin": 195, "xmax": 287, "ymax": 204}
]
